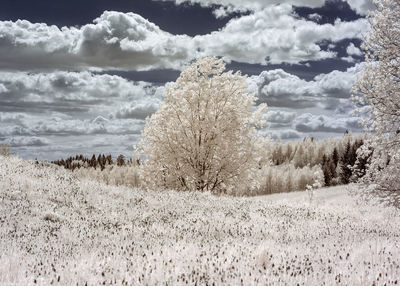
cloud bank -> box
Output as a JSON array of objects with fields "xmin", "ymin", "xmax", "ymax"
[
  {"xmin": 0, "ymin": 12, "xmax": 192, "ymax": 71},
  {"xmin": 0, "ymin": 7, "xmax": 368, "ymax": 71},
  {"xmin": 249, "ymin": 63, "xmax": 364, "ymax": 109}
]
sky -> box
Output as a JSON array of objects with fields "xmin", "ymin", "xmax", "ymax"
[{"xmin": 0, "ymin": 0, "xmax": 373, "ymax": 160}]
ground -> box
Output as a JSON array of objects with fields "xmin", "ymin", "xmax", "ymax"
[{"xmin": 0, "ymin": 156, "xmax": 399, "ymax": 285}]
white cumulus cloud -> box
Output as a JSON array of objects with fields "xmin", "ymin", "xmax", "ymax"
[
  {"xmin": 293, "ymin": 113, "xmax": 361, "ymax": 133},
  {"xmin": 194, "ymin": 7, "xmax": 368, "ymax": 65},
  {"xmin": 0, "ymin": 11, "xmax": 193, "ymax": 71},
  {"xmin": 346, "ymin": 42, "xmax": 363, "ymax": 56},
  {"xmin": 249, "ymin": 63, "xmax": 364, "ymax": 108},
  {"xmin": 0, "ymin": 7, "xmax": 368, "ymax": 70},
  {"xmin": 346, "ymin": 0, "xmax": 375, "ymax": 15}
]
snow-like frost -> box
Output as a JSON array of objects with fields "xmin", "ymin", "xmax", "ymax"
[{"xmin": 0, "ymin": 156, "xmax": 399, "ymax": 285}]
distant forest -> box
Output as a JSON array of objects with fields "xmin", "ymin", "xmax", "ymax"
[
  {"xmin": 52, "ymin": 154, "xmax": 138, "ymax": 171},
  {"xmin": 52, "ymin": 132, "xmax": 371, "ymax": 193}
]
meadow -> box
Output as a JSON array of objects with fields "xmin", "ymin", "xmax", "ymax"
[{"xmin": 1, "ymin": 156, "xmax": 399, "ymax": 285}]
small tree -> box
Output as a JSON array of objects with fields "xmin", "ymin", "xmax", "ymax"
[
  {"xmin": 322, "ymin": 155, "xmax": 336, "ymax": 186},
  {"xmin": 136, "ymin": 57, "xmax": 267, "ymax": 193},
  {"xmin": 90, "ymin": 154, "xmax": 97, "ymax": 169},
  {"xmin": 353, "ymin": 0, "xmax": 400, "ymax": 191},
  {"xmin": 0, "ymin": 143, "xmax": 11, "ymax": 157},
  {"xmin": 117, "ymin": 155, "xmax": 126, "ymax": 167},
  {"xmin": 339, "ymin": 142, "xmax": 353, "ymax": 184},
  {"xmin": 331, "ymin": 147, "xmax": 339, "ymax": 168}
]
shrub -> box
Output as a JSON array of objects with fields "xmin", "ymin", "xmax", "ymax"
[{"xmin": 0, "ymin": 144, "xmax": 11, "ymax": 157}]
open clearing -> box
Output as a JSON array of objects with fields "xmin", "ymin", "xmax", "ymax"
[{"xmin": 1, "ymin": 157, "xmax": 399, "ymax": 285}]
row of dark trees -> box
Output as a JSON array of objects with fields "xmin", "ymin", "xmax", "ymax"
[
  {"xmin": 321, "ymin": 139, "xmax": 370, "ymax": 186},
  {"xmin": 52, "ymin": 154, "xmax": 128, "ymax": 171}
]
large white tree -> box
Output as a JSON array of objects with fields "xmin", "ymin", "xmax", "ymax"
[
  {"xmin": 136, "ymin": 57, "xmax": 267, "ymax": 193},
  {"xmin": 353, "ymin": 0, "xmax": 400, "ymax": 191}
]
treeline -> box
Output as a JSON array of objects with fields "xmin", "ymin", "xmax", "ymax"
[
  {"xmin": 52, "ymin": 154, "xmax": 140, "ymax": 188},
  {"xmin": 267, "ymin": 132, "xmax": 371, "ymax": 188},
  {"xmin": 52, "ymin": 154, "xmax": 134, "ymax": 171},
  {"xmin": 51, "ymin": 132, "xmax": 371, "ymax": 194}
]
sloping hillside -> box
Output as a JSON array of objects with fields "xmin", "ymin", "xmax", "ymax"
[{"xmin": 0, "ymin": 157, "xmax": 399, "ymax": 285}]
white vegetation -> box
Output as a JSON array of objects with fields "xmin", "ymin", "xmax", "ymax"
[
  {"xmin": 255, "ymin": 134, "xmax": 367, "ymax": 195},
  {"xmin": 255, "ymin": 164, "xmax": 324, "ymax": 196},
  {"xmin": 267, "ymin": 134, "xmax": 364, "ymax": 168},
  {"xmin": 353, "ymin": 0, "xmax": 400, "ymax": 191},
  {"xmin": 63, "ymin": 133, "xmax": 365, "ymax": 195},
  {"xmin": 1, "ymin": 156, "xmax": 400, "ymax": 285},
  {"xmin": 136, "ymin": 57, "xmax": 267, "ymax": 194},
  {"xmin": 74, "ymin": 162, "xmax": 141, "ymax": 188}
]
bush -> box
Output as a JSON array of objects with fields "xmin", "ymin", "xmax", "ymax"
[{"xmin": 0, "ymin": 144, "xmax": 11, "ymax": 157}]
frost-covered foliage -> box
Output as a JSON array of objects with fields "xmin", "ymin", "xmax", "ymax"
[
  {"xmin": 1, "ymin": 157, "xmax": 400, "ymax": 285},
  {"xmin": 252, "ymin": 164, "xmax": 325, "ymax": 196},
  {"xmin": 136, "ymin": 57, "xmax": 267, "ymax": 194},
  {"xmin": 353, "ymin": 0, "xmax": 400, "ymax": 191},
  {"xmin": 266, "ymin": 134, "xmax": 367, "ymax": 188},
  {"xmin": 52, "ymin": 154, "xmax": 141, "ymax": 188},
  {"xmin": 268, "ymin": 134, "xmax": 365, "ymax": 169},
  {"xmin": 74, "ymin": 163, "xmax": 141, "ymax": 188},
  {"xmin": 52, "ymin": 133, "xmax": 365, "ymax": 195}
]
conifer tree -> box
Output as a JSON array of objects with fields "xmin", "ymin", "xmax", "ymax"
[
  {"xmin": 331, "ymin": 147, "xmax": 339, "ymax": 168},
  {"xmin": 339, "ymin": 142, "xmax": 354, "ymax": 184},
  {"xmin": 117, "ymin": 155, "xmax": 126, "ymax": 166}
]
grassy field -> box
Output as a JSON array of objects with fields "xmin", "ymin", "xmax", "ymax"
[{"xmin": 1, "ymin": 156, "xmax": 399, "ymax": 285}]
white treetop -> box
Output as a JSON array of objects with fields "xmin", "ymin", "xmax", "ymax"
[
  {"xmin": 136, "ymin": 57, "xmax": 267, "ymax": 193},
  {"xmin": 353, "ymin": 0, "xmax": 400, "ymax": 191}
]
